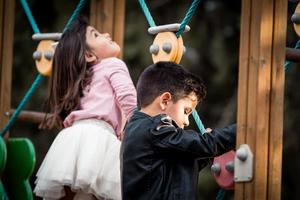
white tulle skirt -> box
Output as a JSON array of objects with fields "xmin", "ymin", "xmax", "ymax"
[{"xmin": 34, "ymin": 119, "xmax": 121, "ymax": 200}]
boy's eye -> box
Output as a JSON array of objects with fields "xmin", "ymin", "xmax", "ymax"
[{"xmin": 184, "ymin": 109, "xmax": 192, "ymax": 115}]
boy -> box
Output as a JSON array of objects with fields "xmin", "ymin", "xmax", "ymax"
[{"xmin": 121, "ymin": 62, "xmax": 236, "ymax": 200}]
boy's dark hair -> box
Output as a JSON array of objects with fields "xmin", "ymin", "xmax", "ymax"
[{"xmin": 137, "ymin": 61, "xmax": 207, "ymax": 108}]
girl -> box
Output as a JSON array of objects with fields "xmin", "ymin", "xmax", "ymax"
[{"xmin": 34, "ymin": 17, "xmax": 137, "ymax": 200}]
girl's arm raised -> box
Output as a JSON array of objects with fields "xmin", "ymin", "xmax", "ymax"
[{"xmin": 108, "ymin": 58, "xmax": 137, "ymax": 119}]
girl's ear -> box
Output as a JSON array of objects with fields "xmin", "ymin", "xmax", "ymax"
[
  {"xmin": 85, "ymin": 51, "xmax": 97, "ymax": 64},
  {"xmin": 159, "ymin": 92, "xmax": 172, "ymax": 111}
]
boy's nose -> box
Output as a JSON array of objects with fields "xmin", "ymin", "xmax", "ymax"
[{"xmin": 183, "ymin": 118, "xmax": 189, "ymax": 127}]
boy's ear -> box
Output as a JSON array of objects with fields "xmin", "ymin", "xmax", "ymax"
[
  {"xmin": 85, "ymin": 51, "xmax": 97, "ymax": 63},
  {"xmin": 159, "ymin": 92, "xmax": 172, "ymax": 110}
]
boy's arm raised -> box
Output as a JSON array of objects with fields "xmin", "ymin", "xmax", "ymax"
[{"xmin": 151, "ymin": 118, "xmax": 236, "ymax": 159}]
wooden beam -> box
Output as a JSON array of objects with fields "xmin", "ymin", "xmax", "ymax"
[
  {"xmin": 113, "ymin": 0, "xmax": 125, "ymax": 57},
  {"xmin": 244, "ymin": 0, "xmax": 261, "ymax": 198},
  {"xmin": 5, "ymin": 109, "xmax": 48, "ymax": 124},
  {"xmin": 236, "ymin": 0, "xmax": 286, "ymax": 199},
  {"xmin": 268, "ymin": 0, "xmax": 287, "ymax": 199},
  {"xmin": 90, "ymin": 0, "xmax": 125, "ymax": 58},
  {"xmin": 235, "ymin": 0, "xmax": 251, "ymax": 196},
  {"xmin": 0, "ymin": 0, "xmax": 15, "ymax": 134}
]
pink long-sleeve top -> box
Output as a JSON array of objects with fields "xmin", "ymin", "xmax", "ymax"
[{"xmin": 63, "ymin": 57, "xmax": 137, "ymax": 138}]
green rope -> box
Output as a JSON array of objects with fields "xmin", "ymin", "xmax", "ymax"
[
  {"xmin": 1, "ymin": 0, "xmax": 44, "ymax": 137},
  {"xmin": 138, "ymin": 0, "xmax": 206, "ymax": 134},
  {"xmin": 1, "ymin": 75, "xmax": 44, "ymax": 137},
  {"xmin": 192, "ymin": 110, "xmax": 205, "ymax": 134},
  {"xmin": 138, "ymin": 0, "xmax": 156, "ymax": 27},
  {"xmin": 20, "ymin": 0, "xmax": 40, "ymax": 34},
  {"xmin": 216, "ymin": 188, "xmax": 226, "ymax": 200},
  {"xmin": 1, "ymin": 0, "xmax": 87, "ymax": 137},
  {"xmin": 176, "ymin": 0, "xmax": 201, "ymax": 37},
  {"xmin": 63, "ymin": 0, "xmax": 88, "ymax": 32}
]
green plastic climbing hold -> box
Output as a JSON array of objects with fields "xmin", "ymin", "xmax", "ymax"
[
  {"xmin": 0, "ymin": 137, "xmax": 7, "ymax": 200},
  {"xmin": 5, "ymin": 138, "xmax": 36, "ymax": 200}
]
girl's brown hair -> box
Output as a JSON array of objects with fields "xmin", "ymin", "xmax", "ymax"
[{"xmin": 45, "ymin": 17, "xmax": 94, "ymax": 128}]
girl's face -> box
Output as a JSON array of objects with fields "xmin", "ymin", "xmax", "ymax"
[
  {"xmin": 85, "ymin": 26, "xmax": 120, "ymax": 62},
  {"xmin": 164, "ymin": 93, "xmax": 198, "ymax": 129}
]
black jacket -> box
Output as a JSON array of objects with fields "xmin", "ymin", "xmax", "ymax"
[{"xmin": 121, "ymin": 111, "xmax": 236, "ymax": 200}]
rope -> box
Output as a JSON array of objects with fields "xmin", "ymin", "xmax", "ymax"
[
  {"xmin": 137, "ymin": 0, "xmax": 206, "ymax": 134},
  {"xmin": 1, "ymin": 0, "xmax": 87, "ymax": 137},
  {"xmin": 1, "ymin": 74, "xmax": 44, "ymax": 137},
  {"xmin": 20, "ymin": 0, "xmax": 40, "ymax": 34},
  {"xmin": 1, "ymin": 75, "xmax": 44, "ymax": 137},
  {"xmin": 63, "ymin": 0, "xmax": 88, "ymax": 32},
  {"xmin": 1, "ymin": 0, "xmax": 43, "ymax": 137},
  {"xmin": 216, "ymin": 188, "xmax": 226, "ymax": 200},
  {"xmin": 192, "ymin": 110, "xmax": 205, "ymax": 134},
  {"xmin": 176, "ymin": 0, "xmax": 201, "ymax": 37},
  {"xmin": 138, "ymin": 0, "xmax": 202, "ymax": 36},
  {"xmin": 138, "ymin": 0, "xmax": 156, "ymax": 27}
]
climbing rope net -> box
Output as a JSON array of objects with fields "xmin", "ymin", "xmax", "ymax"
[
  {"xmin": 0, "ymin": 0, "xmax": 87, "ymax": 137},
  {"xmin": 1, "ymin": 0, "xmax": 298, "ymax": 138}
]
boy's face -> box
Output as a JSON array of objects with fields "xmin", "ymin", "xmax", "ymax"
[{"xmin": 165, "ymin": 92, "xmax": 198, "ymax": 128}]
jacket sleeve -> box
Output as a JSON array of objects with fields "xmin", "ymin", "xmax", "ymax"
[{"xmin": 151, "ymin": 119, "xmax": 236, "ymax": 159}]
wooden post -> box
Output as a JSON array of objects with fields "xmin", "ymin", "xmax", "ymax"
[
  {"xmin": 90, "ymin": 0, "xmax": 125, "ymax": 58},
  {"xmin": 236, "ymin": 0, "xmax": 287, "ymax": 199},
  {"xmin": 7, "ymin": 110, "xmax": 48, "ymax": 124},
  {"xmin": 0, "ymin": 0, "xmax": 15, "ymax": 133}
]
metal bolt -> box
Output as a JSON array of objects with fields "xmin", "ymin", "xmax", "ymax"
[
  {"xmin": 225, "ymin": 161, "xmax": 234, "ymax": 173},
  {"xmin": 149, "ymin": 44, "xmax": 159, "ymax": 55},
  {"xmin": 44, "ymin": 51, "xmax": 54, "ymax": 60},
  {"xmin": 33, "ymin": 51, "xmax": 42, "ymax": 61},
  {"xmin": 291, "ymin": 13, "xmax": 300, "ymax": 24},
  {"xmin": 237, "ymin": 147, "xmax": 248, "ymax": 161},
  {"xmin": 162, "ymin": 42, "xmax": 172, "ymax": 53},
  {"xmin": 4, "ymin": 111, "xmax": 10, "ymax": 117},
  {"xmin": 211, "ymin": 163, "xmax": 221, "ymax": 176}
]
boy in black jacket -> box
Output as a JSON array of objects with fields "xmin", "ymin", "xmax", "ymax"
[{"xmin": 121, "ymin": 62, "xmax": 236, "ymax": 200}]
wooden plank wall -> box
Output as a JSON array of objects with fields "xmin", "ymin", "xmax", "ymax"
[
  {"xmin": 90, "ymin": 0, "xmax": 125, "ymax": 58},
  {"xmin": 0, "ymin": 0, "xmax": 15, "ymax": 134},
  {"xmin": 235, "ymin": 0, "xmax": 287, "ymax": 199}
]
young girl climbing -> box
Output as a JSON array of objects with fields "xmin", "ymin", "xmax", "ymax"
[{"xmin": 34, "ymin": 17, "xmax": 137, "ymax": 200}]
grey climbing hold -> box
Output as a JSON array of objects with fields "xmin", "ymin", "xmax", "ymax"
[
  {"xmin": 150, "ymin": 44, "xmax": 159, "ymax": 55},
  {"xmin": 33, "ymin": 51, "xmax": 42, "ymax": 61}
]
